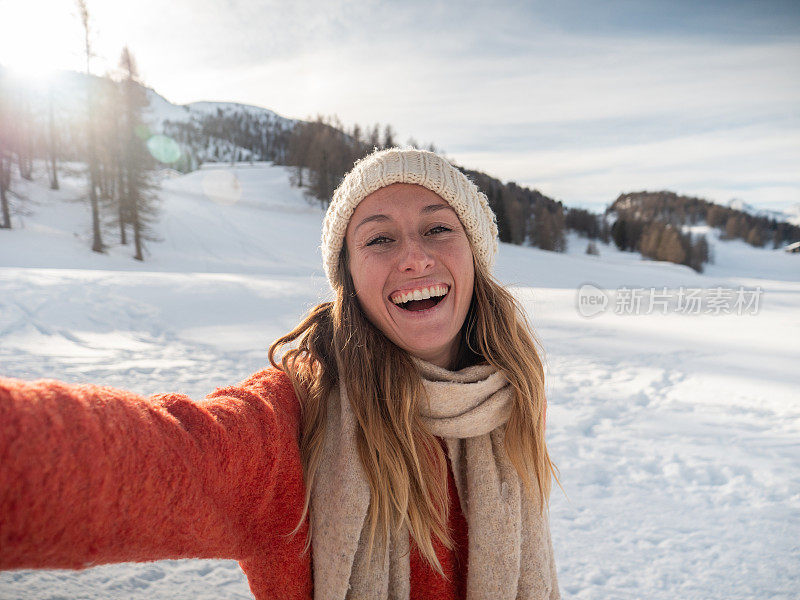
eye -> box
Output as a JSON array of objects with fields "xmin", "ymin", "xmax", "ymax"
[
  {"xmin": 366, "ymin": 235, "xmax": 392, "ymax": 246},
  {"xmin": 428, "ymin": 225, "xmax": 452, "ymax": 235}
]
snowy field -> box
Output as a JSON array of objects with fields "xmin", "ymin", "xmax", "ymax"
[{"xmin": 1, "ymin": 163, "xmax": 798, "ymax": 599}]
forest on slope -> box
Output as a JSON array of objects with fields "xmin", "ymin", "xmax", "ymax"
[{"xmin": 2, "ymin": 65, "xmax": 798, "ymax": 272}]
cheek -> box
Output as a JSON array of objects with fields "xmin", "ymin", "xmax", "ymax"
[
  {"xmin": 349, "ymin": 258, "xmax": 388, "ymax": 311},
  {"xmin": 453, "ymin": 242, "xmax": 475, "ymax": 294},
  {"xmin": 347, "ymin": 247, "xmax": 370, "ymax": 288},
  {"xmin": 459, "ymin": 270, "xmax": 475, "ymax": 309}
]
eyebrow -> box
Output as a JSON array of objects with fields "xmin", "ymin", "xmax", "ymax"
[{"xmin": 353, "ymin": 203, "xmax": 451, "ymax": 234}]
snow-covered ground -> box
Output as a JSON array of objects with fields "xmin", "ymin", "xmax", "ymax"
[{"xmin": 1, "ymin": 164, "xmax": 798, "ymax": 599}]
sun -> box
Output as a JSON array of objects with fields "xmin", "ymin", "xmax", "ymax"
[{"xmin": 0, "ymin": 0, "xmax": 85, "ymax": 81}]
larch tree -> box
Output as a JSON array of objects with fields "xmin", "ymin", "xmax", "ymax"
[
  {"xmin": 14, "ymin": 88, "xmax": 34, "ymax": 181},
  {"xmin": 533, "ymin": 205, "xmax": 554, "ymax": 250},
  {"xmin": 118, "ymin": 46, "xmax": 158, "ymax": 261},
  {"xmin": 76, "ymin": 0, "xmax": 104, "ymax": 253},
  {"xmin": 656, "ymin": 226, "xmax": 686, "ymax": 265},
  {"xmin": 0, "ymin": 72, "xmax": 12, "ymax": 228},
  {"xmin": 90, "ymin": 75, "xmax": 126, "ymax": 244},
  {"xmin": 287, "ymin": 119, "xmax": 314, "ymax": 187},
  {"xmin": 46, "ymin": 82, "xmax": 59, "ymax": 190},
  {"xmin": 368, "ymin": 124, "xmax": 381, "ymax": 149},
  {"xmin": 382, "ymin": 124, "xmax": 396, "ymax": 149}
]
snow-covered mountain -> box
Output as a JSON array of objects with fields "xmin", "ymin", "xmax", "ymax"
[
  {"xmin": 727, "ymin": 197, "xmax": 800, "ymax": 227},
  {"xmin": 1, "ymin": 66, "xmax": 297, "ymax": 168},
  {"xmin": 146, "ymin": 90, "xmax": 296, "ymax": 167},
  {"xmin": 145, "ymin": 92, "xmax": 296, "ymax": 144}
]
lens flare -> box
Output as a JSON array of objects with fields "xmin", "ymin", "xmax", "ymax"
[
  {"xmin": 146, "ymin": 135, "xmax": 182, "ymax": 164},
  {"xmin": 201, "ymin": 169, "xmax": 242, "ymax": 206}
]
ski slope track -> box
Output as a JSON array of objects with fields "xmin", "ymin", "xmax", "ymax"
[{"xmin": 1, "ymin": 163, "xmax": 798, "ymax": 599}]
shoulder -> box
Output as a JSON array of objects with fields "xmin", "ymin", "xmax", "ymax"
[
  {"xmin": 209, "ymin": 367, "xmax": 302, "ymax": 432},
  {"xmin": 243, "ymin": 367, "xmax": 300, "ymax": 409}
]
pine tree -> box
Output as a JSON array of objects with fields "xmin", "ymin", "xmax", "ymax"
[
  {"xmin": 612, "ymin": 218, "xmax": 628, "ymax": 250},
  {"xmin": 487, "ymin": 184, "xmax": 511, "ymax": 243},
  {"xmin": 552, "ymin": 206, "xmax": 567, "ymax": 252},
  {"xmin": 688, "ymin": 235, "xmax": 709, "ymax": 272},
  {"xmin": 532, "ymin": 205, "xmax": 554, "ymax": 250}
]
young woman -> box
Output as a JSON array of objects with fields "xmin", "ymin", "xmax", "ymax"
[{"xmin": 0, "ymin": 148, "xmax": 560, "ymax": 599}]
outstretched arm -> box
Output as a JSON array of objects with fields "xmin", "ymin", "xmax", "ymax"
[{"xmin": 0, "ymin": 369, "xmax": 308, "ymax": 573}]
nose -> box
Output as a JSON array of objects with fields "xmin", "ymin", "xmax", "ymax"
[{"xmin": 397, "ymin": 236, "xmax": 434, "ymax": 273}]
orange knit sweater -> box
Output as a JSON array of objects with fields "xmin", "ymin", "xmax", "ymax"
[{"xmin": 0, "ymin": 368, "xmax": 469, "ymax": 599}]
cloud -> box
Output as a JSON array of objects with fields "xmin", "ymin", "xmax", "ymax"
[
  {"xmin": 145, "ymin": 17, "xmax": 799, "ymax": 211},
  {"xmin": 454, "ymin": 122, "xmax": 800, "ymax": 210}
]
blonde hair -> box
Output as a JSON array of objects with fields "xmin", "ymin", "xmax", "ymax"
[{"xmin": 268, "ymin": 249, "xmax": 556, "ymax": 574}]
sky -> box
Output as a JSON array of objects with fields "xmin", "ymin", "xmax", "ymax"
[{"xmin": 1, "ymin": 0, "xmax": 799, "ymax": 212}]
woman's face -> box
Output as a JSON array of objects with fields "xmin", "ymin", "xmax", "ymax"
[{"xmin": 345, "ymin": 183, "xmax": 475, "ymax": 370}]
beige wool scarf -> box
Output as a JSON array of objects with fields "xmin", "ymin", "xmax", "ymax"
[{"xmin": 310, "ymin": 358, "xmax": 560, "ymax": 600}]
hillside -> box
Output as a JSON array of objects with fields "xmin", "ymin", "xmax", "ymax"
[
  {"xmin": 2, "ymin": 162, "xmax": 797, "ymax": 282},
  {"xmin": 608, "ymin": 190, "xmax": 800, "ymax": 248},
  {"xmin": 727, "ymin": 198, "xmax": 800, "ymax": 227},
  {"xmin": 1, "ymin": 163, "xmax": 798, "ymax": 599},
  {"xmin": 4, "ymin": 66, "xmax": 798, "ymax": 272}
]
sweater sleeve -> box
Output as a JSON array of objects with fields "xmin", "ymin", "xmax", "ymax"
[{"xmin": 0, "ymin": 368, "xmax": 309, "ymax": 574}]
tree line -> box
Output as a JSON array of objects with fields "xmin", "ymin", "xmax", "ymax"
[
  {"xmin": 610, "ymin": 191, "xmax": 800, "ymax": 250},
  {"xmin": 284, "ymin": 115, "xmax": 439, "ymax": 206},
  {"xmin": 4, "ymin": 17, "xmax": 798, "ymax": 268},
  {"xmin": 611, "ymin": 218, "xmax": 710, "ymax": 272},
  {"xmin": 0, "ymin": 1, "xmax": 158, "ymax": 260},
  {"xmin": 161, "ymin": 106, "xmax": 294, "ymax": 171},
  {"xmin": 463, "ymin": 170, "xmax": 571, "ymax": 252},
  {"xmin": 283, "ymin": 116, "xmax": 577, "ymax": 254}
]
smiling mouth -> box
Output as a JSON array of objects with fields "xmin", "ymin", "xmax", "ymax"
[{"xmin": 391, "ymin": 286, "xmax": 450, "ymax": 312}]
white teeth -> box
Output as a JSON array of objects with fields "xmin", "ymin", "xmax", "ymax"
[{"xmin": 391, "ymin": 285, "xmax": 449, "ymax": 304}]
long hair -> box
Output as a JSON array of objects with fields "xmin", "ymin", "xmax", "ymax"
[{"xmin": 268, "ymin": 248, "xmax": 556, "ymax": 574}]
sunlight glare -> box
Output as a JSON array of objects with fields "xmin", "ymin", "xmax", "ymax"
[{"xmin": 0, "ymin": 0, "xmax": 84, "ymax": 80}]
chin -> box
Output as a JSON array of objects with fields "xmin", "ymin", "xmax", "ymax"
[{"xmin": 399, "ymin": 336, "xmax": 457, "ymax": 361}]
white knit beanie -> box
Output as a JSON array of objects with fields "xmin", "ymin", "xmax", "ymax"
[{"xmin": 321, "ymin": 147, "xmax": 499, "ymax": 287}]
